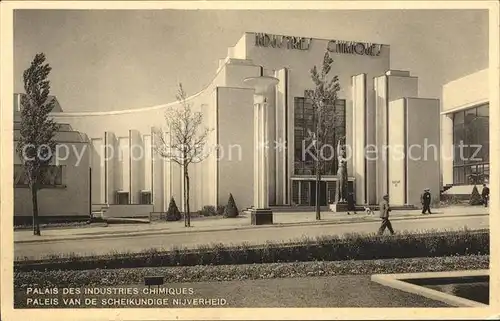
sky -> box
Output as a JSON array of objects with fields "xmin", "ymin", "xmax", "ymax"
[{"xmin": 14, "ymin": 9, "xmax": 488, "ymax": 112}]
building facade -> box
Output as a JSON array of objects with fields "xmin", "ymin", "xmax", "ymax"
[
  {"xmin": 16, "ymin": 32, "xmax": 482, "ymax": 220},
  {"xmin": 441, "ymin": 68, "xmax": 489, "ymax": 197},
  {"xmin": 13, "ymin": 95, "xmax": 92, "ymax": 223}
]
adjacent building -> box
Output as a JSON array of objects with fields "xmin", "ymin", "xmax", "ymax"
[
  {"xmin": 441, "ymin": 68, "xmax": 489, "ymax": 197},
  {"xmin": 13, "ymin": 95, "xmax": 92, "ymax": 224}
]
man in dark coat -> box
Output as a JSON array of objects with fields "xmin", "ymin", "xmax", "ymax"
[
  {"xmin": 421, "ymin": 188, "xmax": 432, "ymax": 214},
  {"xmin": 347, "ymin": 192, "xmax": 356, "ymax": 215},
  {"xmin": 481, "ymin": 183, "xmax": 490, "ymax": 207},
  {"xmin": 378, "ymin": 194, "xmax": 394, "ymax": 235}
]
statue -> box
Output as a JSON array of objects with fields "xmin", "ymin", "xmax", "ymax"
[{"xmin": 335, "ymin": 137, "xmax": 348, "ymax": 203}]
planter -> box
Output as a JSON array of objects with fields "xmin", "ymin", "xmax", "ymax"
[{"xmin": 250, "ymin": 208, "xmax": 274, "ymax": 225}]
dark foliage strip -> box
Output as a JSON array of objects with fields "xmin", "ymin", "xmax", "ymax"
[
  {"xmin": 15, "ymin": 255, "xmax": 489, "ymax": 288},
  {"xmin": 15, "ymin": 230, "xmax": 488, "ymax": 272}
]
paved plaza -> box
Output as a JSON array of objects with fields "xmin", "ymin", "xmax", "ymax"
[
  {"xmin": 15, "ymin": 206, "xmax": 488, "ymax": 243},
  {"xmin": 14, "ymin": 206, "xmax": 488, "ymax": 260}
]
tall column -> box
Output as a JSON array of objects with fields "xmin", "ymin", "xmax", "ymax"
[
  {"xmin": 254, "ymin": 100, "xmax": 260, "ymax": 208},
  {"xmin": 244, "ymin": 76, "xmax": 279, "ymax": 225},
  {"xmin": 352, "ymin": 74, "xmax": 367, "ymax": 205},
  {"xmin": 254, "ymin": 99, "xmax": 269, "ymax": 209},
  {"xmin": 441, "ymin": 114, "xmax": 454, "ymax": 186},
  {"xmin": 274, "ymin": 68, "xmax": 288, "ymax": 205},
  {"xmin": 374, "ymin": 70, "xmax": 418, "ymax": 201},
  {"xmin": 255, "ymin": 98, "xmax": 270, "ymax": 209},
  {"xmin": 263, "ymin": 101, "xmax": 269, "ymax": 207},
  {"xmin": 90, "ymin": 137, "xmax": 105, "ymax": 204},
  {"xmin": 259, "ymin": 102, "xmax": 265, "ymax": 208}
]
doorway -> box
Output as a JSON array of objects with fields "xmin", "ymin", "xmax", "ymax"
[{"xmin": 310, "ymin": 181, "xmax": 327, "ymax": 206}]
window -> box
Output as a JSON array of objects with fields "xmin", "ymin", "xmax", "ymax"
[
  {"xmin": 116, "ymin": 191, "xmax": 129, "ymax": 204},
  {"xmin": 300, "ymin": 181, "xmax": 310, "ymax": 204},
  {"xmin": 454, "ymin": 111, "xmax": 464, "ymax": 125},
  {"xmin": 452, "ymin": 104, "xmax": 489, "ymax": 185},
  {"xmin": 140, "ymin": 191, "xmax": 152, "ymax": 204},
  {"xmin": 14, "ymin": 165, "xmax": 64, "ymax": 187},
  {"xmin": 477, "ymin": 105, "xmax": 488, "ymax": 117},
  {"xmin": 293, "ymin": 95, "xmax": 346, "ymax": 176},
  {"xmin": 292, "ymin": 180, "xmax": 299, "ymax": 205},
  {"xmin": 453, "ymin": 125, "xmax": 464, "ymax": 165}
]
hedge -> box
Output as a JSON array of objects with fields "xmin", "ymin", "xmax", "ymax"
[
  {"xmin": 198, "ymin": 205, "xmax": 225, "ymax": 217},
  {"xmin": 14, "ymin": 255, "xmax": 489, "ymax": 288},
  {"xmin": 15, "ymin": 228, "xmax": 488, "ymax": 272}
]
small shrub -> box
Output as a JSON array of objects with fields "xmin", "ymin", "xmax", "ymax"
[
  {"xmin": 166, "ymin": 197, "xmax": 182, "ymax": 221},
  {"xmin": 469, "ymin": 185, "xmax": 483, "ymax": 206},
  {"xmin": 200, "ymin": 205, "xmax": 217, "ymax": 217},
  {"xmin": 217, "ymin": 205, "xmax": 225, "ymax": 216},
  {"xmin": 440, "ymin": 193, "xmax": 462, "ymax": 206},
  {"xmin": 224, "ymin": 193, "xmax": 239, "ymax": 218}
]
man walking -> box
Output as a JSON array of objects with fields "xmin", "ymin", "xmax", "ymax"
[
  {"xmin": 421, "ymin": 188, "xmax": 432, "ymax": 214},
  {"xmin": 378, "ymin": 194, "xmax": 395, "ymax": 235},
  {"xmin": 481, "ymin": 183, "xmax": 490, "ymax": 207}
]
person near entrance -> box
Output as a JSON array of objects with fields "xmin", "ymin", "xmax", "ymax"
[
  {"xmin": 347, "ymin": 192, "xmax": 356, "ymax": 215},
  {"xmin": 420, "ymin": 188, "xmax": 432, "ymax": 214},
  {"xmin": 378, "ymin": 194, "xmax": 395, "ymax": 235},
  {"xmin": 481, "ymin": 183, "xmax": 490, "ymax": 207}
]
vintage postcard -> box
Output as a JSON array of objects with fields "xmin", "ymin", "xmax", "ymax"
[{"xmin": 1, "ymin": 1, "xmax": 499, "ymax": 320}]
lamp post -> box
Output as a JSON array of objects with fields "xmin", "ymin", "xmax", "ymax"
[{"xmin": 244, "ymin": 76, "xmax": 279, "ymax": 225}]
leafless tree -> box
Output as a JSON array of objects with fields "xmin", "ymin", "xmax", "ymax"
[
  {"xmin": 153, "ymin": 84, "xmax": 212, "ymax": 227},
  {"xmin": 307, "ymin": 51, "xmax": 341, "ymax": 220}
]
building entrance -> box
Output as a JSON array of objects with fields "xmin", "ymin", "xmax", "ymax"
[
  {"xmin": 291, "ymin": 180, "xmax": 355, "ymax": 206},
  {"xmin": 309, "ymin": 181, "xmax": 327, "ymax": 206}
]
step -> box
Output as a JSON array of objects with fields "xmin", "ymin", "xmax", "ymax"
[{"xmin": 243, "ymin": 204, "xmax": 418, "ymax": 213}]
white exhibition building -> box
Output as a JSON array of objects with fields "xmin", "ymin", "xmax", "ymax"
[{"xmin": 13, "ymin": 32, "xmax": 489, "ymax": 223}]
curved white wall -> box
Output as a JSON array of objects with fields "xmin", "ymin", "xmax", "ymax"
[
  {"xmin": 38, "ymin": 32, "xmax": 403, "ymax": 210},
  {"xmin": 50, "ymin": 56, "xmax": 263, "ymax": 211}
]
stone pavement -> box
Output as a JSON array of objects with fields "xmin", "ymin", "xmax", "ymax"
[
  {"xmin": 15, "ymin": 214, "xmax": 488, "ymax": 259},
  {"xmin": 14, "ymin": 206, "xmax": 488, "ymax": 244}
]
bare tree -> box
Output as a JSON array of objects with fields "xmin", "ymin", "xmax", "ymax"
[
  {"xmin": 153, "ymin": 84, "xmax": 212, "ymax": 227},
  {"xmin": 16, "ymin": 53, "xmax": 60, "ymax": 235},
  {"xmin": 308, "ymin": 52, "xmax": 341, "ymax": 220}
]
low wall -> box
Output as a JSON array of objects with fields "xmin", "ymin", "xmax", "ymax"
[
  {"xmin": 15, "ymin": 187, "xmax": 90, "ymax": 218},
  {"xmin": 103, "ymin": 204, "xmax": 154, "ymax": 218},
  {"xmin": 444, "ymin": 185, "xmax": 484, "ymax": 196},
  {"xmin": 14, "ymin": 215, "xmax": 89, "ymax": 226}
]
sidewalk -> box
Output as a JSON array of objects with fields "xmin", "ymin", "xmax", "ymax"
[{"xmin": 14, "ymin": 206, "xmax": 489, "ymax": 244}]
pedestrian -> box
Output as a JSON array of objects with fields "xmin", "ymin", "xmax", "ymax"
[
  {"xmin": 420, "ymin": 188, "xmax": 432, "ymax": 214},
  {"xmin": 347, "ymin": 192, "xmax": 356, "ymax": 215},
  {"xmin": 378, "ymin": 194, "xmax": 395, "ymax": 235},
  {"xmin": 481, "ymin": 183, "xmax": 490, "ymax": 207}
]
